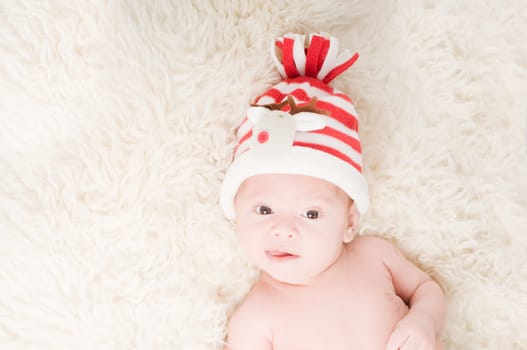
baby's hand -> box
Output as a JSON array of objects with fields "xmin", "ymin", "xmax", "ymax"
[{"xmin": 385, "ymin": 311, "xmax": 436, "ymax": 350}]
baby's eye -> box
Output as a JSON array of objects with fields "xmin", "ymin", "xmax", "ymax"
[
  {"xmin": 255, "ymin": 205, "xmax": 273, "ymax": 215},
  {"xmin": 302, "ymin": 210, "xmax": 319, "ymax": 219}
]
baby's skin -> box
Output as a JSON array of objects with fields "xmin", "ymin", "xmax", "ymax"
[{"xmin": 225, "ymin": 174, "xmax": 446, "ymax": 350}]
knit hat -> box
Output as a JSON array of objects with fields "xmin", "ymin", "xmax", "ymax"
[{"xmin": 220, "ymin": 33, "xmax": 369, "ymax": 219}]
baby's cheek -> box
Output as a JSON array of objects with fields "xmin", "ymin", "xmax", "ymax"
[
  {"xmin": 239, "ymin": 233, "xmax": 262, "ymax": 254},
  {"xmin": 238, "ymin": 231, "xmax": 253, "ymax": 245}
]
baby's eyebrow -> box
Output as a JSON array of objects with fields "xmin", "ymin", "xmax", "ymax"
[
  {"xmin": 240, "ymin": 193, "xmax": 273, "ymax": 204},
  {"xmin": 299, "ymin": 194, "xmax": 335, "ymax": 204}
]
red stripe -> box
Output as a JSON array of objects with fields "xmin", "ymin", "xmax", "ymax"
[
  {"xmin": 305, "ymin": 35, "xmax": 325, "ymax": 77},
  {"xmin": 334, "ymin": 92, "xmax": 352, "ymax": 103},
  {"xmin": 235, "ymin": 116, "xmax": 248, "ymax": 132},
  {"xmin": 316, "ymin": 100, "xmax": 358, "ymax": 131},
  {"xmin": 293, "ymin": 141, "xmax": 362, "ymax": 172},
  {"xmin": 288, "ymin": 89, "xmax": 309, "ymax": 102},
  {"xmin": 322, "ymin": 52, "xmax": 359, "ymax": 84},
  {"xmin": 283, "ymin": 77, "xmax": 334, "ymax": 94},
  {"xmin": 318, "ymin": 39, "xmax": 330, "ymax": 71},
  {"xmin": 232, "ymin": 145, "xmax": 238, "ymax": 160},
  {"xmin": 283, "ymin": 37, "xmax": 299, "ymax": 78},
  {"xmin": 313, "ymin": 127, "xmax": 362, "ymax": 153},
  {"xmin": 255, "ymin": 88, "xmax": 285, "ymax": 104},
  {"xmin": 234, "ymin": 146, "xmax": 250, "ymax": 159},
  {"xmin": 238, "ymin": 129, "xmax": 252, "ymax": 146}
]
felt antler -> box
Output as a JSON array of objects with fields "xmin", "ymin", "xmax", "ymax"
[
  {"xmin": 256, "ymin": 96, "xmax": 327, "ymax": 116},
  {"xmin": 287, "ymin": 96, "xmax": 327, "ymax": 115},
  {"xmin": 252, "ymin": 99, "xmax": 288, "ymax": 111}
]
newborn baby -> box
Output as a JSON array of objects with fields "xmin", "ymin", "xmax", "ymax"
[
  {"xmin": 227, "ymin": 174, "xmax": 445, "ymax": 349},
  {"xmin": 220, "ymin": 33, "xmax": 446, "ymax": 350}
]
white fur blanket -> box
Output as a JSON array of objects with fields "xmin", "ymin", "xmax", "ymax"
[{"xmin": 1, "ymin": 1, "xmax": 526, "ymax": 349}]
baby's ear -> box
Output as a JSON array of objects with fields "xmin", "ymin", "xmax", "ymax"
[{"xmin": 343, "ymin": 201, "xmax": 360, "ymax": 243}]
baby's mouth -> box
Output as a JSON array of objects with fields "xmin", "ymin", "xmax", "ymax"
[{"xmin": 265, "ymin": 250, "xmax": 299, "ymax": 260}]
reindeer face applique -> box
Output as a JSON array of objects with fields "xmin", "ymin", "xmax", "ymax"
[{"xmin": 246, "ymin": 96, "xmax": 327, "ymax": 157}]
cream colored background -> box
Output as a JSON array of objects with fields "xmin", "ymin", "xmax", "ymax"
[{"xmin": 1, "ymin": 1, "xmax": 526, "ymax": 349}]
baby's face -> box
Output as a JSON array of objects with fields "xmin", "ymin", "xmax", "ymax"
[{"xmin": 234, "ymin": 174, "xmax": 357, "ymax": 285}]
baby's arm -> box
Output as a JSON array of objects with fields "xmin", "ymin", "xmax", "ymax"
[
  {"xmin": 373, "ymin": 237, "xmax": 447, "ymax": 350},
  {"xmin": 223, "ymin": 294, "xmax": 273, "ymax": 350}
]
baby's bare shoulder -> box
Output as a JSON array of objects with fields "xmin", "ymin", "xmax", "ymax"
[
  {"xmin": 226, "ymin": 282, "xmax": 273, "ymax": 348},
  {"xmin": 349, "ymin": 235, "xmax": 398, "ymax": 256},
  {"xmin": 228, "ymin": 281, "xmax": 273, "ymax": 329}
]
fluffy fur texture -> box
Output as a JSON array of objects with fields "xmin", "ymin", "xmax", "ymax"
[{"xmin": 1, "ymin": 1, "xmax": 526, "ymax": 349}]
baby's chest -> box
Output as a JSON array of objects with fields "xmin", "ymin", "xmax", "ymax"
[{"xmin": 270, "ymin": 277, "xmax": 408, "ymax": 350}]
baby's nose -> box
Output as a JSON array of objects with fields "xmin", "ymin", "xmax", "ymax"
[
  {"xmin": 271, "ymin": 220, "xmax": 298, "ymax": 240},
  {"xmin": 272, "ymin": 230, "xmax": 297, "ymax": 239}
]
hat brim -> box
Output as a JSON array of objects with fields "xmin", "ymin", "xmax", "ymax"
[{"xmin": 220, "ymin": 146, "xmax": 369, "ymax": 219}]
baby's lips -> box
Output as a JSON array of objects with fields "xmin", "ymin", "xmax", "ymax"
[
  {"xmin": 266, "ymin": 250, "xmax": 299, "ymax": 258},
  {"xmin": 268, "ymin": 250, "xmax": 290, "ymax": 257}
]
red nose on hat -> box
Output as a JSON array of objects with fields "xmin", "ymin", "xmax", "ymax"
[{"xmin": 257, "ymin": 131, "xmax": 269, "ymax": 144}]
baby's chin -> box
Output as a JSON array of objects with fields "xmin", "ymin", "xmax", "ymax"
[{"xmin": 261, "ymin": 268, "xmax": 316, "ymax": 286}]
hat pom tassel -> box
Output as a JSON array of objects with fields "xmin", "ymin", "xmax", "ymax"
[{"xmin": 271, "ymin": 33, "xmax": 359, "ymax": 84}]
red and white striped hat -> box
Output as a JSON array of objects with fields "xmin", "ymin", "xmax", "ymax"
[{"xmin": 220, "ymin": 33, "xmax": 369, "ymax": 219}]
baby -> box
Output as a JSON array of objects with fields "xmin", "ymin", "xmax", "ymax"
[{"xmin": 220, "ymin": 33, "xmax": 447, "ymax": 350}]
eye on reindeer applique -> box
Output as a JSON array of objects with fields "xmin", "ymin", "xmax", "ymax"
[{"xmin": 246, "ymin": 96, "xmax": 327, "ymax": 155}]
